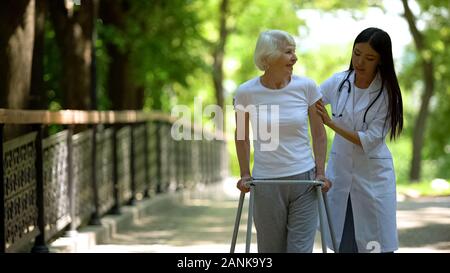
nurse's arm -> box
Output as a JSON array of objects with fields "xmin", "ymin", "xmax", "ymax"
[
  {"xmin": 327, "ymin": 121, "xmax": 362, "ymax": 147},
  {"xmin": 308, "ymin": 102, "xmax": 327, "ymax": 176},
  {"xmin": 316, "ymin": 101, "xmax": 362, "ymax": 147}
]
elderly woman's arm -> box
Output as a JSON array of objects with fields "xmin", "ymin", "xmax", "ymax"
[
  {"xmin": 316, "ymin": 100, "xmax": 362, "ymax": 147},
  {"xmin": 308, "ymin": 101, "xmax": 331, "ymax": 192},
  {"xmin": 235, "ymin": 112, "xmax": 252, "ymax": 192}
]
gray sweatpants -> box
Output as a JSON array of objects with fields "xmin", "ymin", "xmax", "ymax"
[{"xmin": 253, "ymin": 168, "xmax": 318, "ymax": 253}]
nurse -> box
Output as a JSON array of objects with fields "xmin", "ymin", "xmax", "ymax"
[{"xmin": 316, "ymin": 27, "xmax": 404, "ymax": 253}]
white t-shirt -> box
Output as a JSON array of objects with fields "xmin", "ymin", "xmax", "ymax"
[{"xmin": 234, "ymin": 75, "xmax": 322, "ymax": 179}]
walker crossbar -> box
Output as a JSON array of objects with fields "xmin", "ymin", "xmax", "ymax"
[
  {"xmin": 245, "ymin": 179, "xmax": 324, "ymax": 186},
  {"xmin": 230, "ymin": 179, "xmax": 338, "ymax": 253}
]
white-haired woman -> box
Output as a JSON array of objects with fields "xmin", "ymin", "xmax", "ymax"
[{"xmin": 234, "ymin": 29, "xmax": 331, "ymax": 253}]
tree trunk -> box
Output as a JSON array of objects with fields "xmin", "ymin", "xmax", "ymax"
[
  {"xmin": 410, "ymin": 63, "xmax": 434, "ymax": 181},
  {"xmin": 48, "ymin": 0, "xmax": 98, "ymax": 110},
  {"xmin": 0, "ymin": 0, "xmax": 35, "ymax": 140},
  {"xmin": 212, "ymin": 0, "xmax": 229, "ymax": 129},
  {"xmin": 100, "ymin": 0, "xmax": 143, "ymax": 110},
  {"xmin": 401, "ymin": 0, "xmax": 435, "ymax": 182},
  {"xmin": 106, "ymin": 44, "xmax": 133, "ymax": 110},
  {"xmin": 30, "ymin": 0, "xmax": 47, "ymax": 110}
]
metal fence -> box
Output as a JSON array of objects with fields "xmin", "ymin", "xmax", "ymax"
[{"xmin": 0, "ymin": 110, "xmax": 227, "ymax": 252}]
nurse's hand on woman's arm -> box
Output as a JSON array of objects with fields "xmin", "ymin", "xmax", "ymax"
[
  {"xmin": 315, "ymin": 99, "xmax": 362, "ymax": 147},
  {"xmin": 316, "ymin": 174, "xmax": 332, "ymax": 193},
  {"xmin": 316, "ymin": 100, "xmax": 332, "ymax": 126}
]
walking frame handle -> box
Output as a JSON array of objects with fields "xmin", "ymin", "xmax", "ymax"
[
  {"xmin": 230, "ymin": 179, "xmax": 338, "ymax": 253},
  {"xmin": 245, "ymin": 179, "xmax": 325, "ymax": 187}
]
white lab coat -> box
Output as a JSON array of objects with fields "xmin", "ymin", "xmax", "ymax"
[{"xmin": 319, "ymin": 70, "xmax": 398, "ymax": 253}]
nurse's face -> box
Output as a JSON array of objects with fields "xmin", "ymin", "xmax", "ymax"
[{"xmin": 352, "ymin": 42, "xmax": 380, "ymax": 78}]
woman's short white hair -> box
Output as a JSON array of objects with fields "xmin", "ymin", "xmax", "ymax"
[{"xmin": 254, "ymin": 30, "xmax": 296, "ymax": 71}]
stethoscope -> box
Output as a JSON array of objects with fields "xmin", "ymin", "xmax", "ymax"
[{"xmin": 332, "ymin": 70, "xmax": 384, "ymax": 126}]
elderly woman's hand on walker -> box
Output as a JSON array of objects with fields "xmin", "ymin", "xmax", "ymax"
[
  {"xmin": 316, "ymin": 174, "xmax": 332, "ymax": 193},
  {"xmin": 237, "ymin": 174, "xmax": 252, "ymax": 193}
]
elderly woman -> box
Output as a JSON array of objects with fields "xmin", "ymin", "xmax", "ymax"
[{"xmin": 233, "ymin": 29, "xmax": 330, "ymax": 253}]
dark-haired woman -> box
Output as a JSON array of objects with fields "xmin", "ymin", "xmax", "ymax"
[{"xmin": 316, "ymin": 27, "xmax": 403, "ymax": 253}]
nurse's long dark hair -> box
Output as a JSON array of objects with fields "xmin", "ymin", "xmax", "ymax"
[{"xmin": 349, "ymin": 27, "xmax": 403, "ymax": 140}]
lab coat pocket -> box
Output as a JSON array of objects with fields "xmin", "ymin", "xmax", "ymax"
[{"xmin": 368, "ymin": 157, "xmax": 395, "ymax": 196}]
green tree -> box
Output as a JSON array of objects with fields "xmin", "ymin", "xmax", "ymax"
[
  {"xmin": 48, "ymin": 0, "xmax": 98, "ymax": 110},
  {"xmin": 99, "ymin": 0, "xmax": 193, "ymax": 111},
  {"xmin": 99, "ymin": 0, "xmax": 138, "ymax": 110},
  {"xmin": 30, "ymin": 0, "xmax": 47, "ymax": 110},
  {"xmin": 195, "ymin": 0, "xmax": 307, "ymax": 108},
  {"xmin": 0, "ymin": 0, "xmax": 35, "ymax": 139},
  {"xmin": 401, "ymin": 0, "xmax": 450, "ymax": 181},
  {"xmin": 126, "ymin": 0, "xmax": 207, "ymax": 111}
]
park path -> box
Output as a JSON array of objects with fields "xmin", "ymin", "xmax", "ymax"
[{"xmin": 82, "ymin": 178, "xmax": 450, "ymax": 253}]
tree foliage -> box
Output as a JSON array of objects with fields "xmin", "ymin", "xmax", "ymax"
[
  {"xmin": 395, "ymin": 0, "xmax": 450, "ymax": 179},
  {"xmin": 209, "ymin": 0, "xmax": 303, "ymax": 100},
  {"xmin": 412, "ymin": 0, "xmax": 450, "ymax": 176},
  {"xmin": 93, "ymin": 0, "xmax": 207, "ymax": 111},
  {"xmin": 128, "ymin": 0, "xmax": 207, "ymax": 111}
]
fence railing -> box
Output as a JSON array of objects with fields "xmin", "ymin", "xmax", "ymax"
[{"xmin": 0, "ymin": 109, "xmax": 228, "ymax": 253}]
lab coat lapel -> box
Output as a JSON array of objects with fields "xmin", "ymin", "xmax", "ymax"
[
  {"xmin": 343, "ymin": 71, "xmax": 355, "ymax": 124},
  {"xmin": 353, "ymin": 90, "xmax": 370, "ymax": 114},
  {"xmin": 353, "ymin": 72, "xmax": 382, "ymax": 113}
]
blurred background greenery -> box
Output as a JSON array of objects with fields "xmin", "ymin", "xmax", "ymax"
[{"xmin": 1, "ymin": 0, "xmax": 449, "ymax": 196}]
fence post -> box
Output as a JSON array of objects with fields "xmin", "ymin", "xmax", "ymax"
[
  {"xmin": 143, "ymin": 122, "xmax": 150, "ymax": 198},
  {"xmin": 179, "ymin": 140, "xmax": 185, "ymax": 190},
  {"xmin": 183, "ymin": 139, "xmax": 189, "ymax": 189},
  {"xmin": 111, "ymin": 125, "xmax": 121, "ymax": 214},
  {"xmin": 174, "ymin": 138, "xmax": 181, "ymax": 191},
  {"xmin": 0, "ymin": 125, "xmax": 5, "ymax": 253},
  {"xmin": 166, "ymin": 123, "xmax": 172, "ymax": 192},
  {"xmin": 65, "ymin": 125, "xmax": 78, "ymax": 237},
  {"xmin": 155, "ymin": 121, "xmax": 163, "ymax": 193},
  {"xmin": 31, "ymin": 124, "xmax": 49, "ymax": 252},
  {"xmin": 128, "ymin": 124, "xmax": 136, "ymax": 206},
  {"xmin": 90, "ymin": 125, "xmax": 101, "ymax": 225}
]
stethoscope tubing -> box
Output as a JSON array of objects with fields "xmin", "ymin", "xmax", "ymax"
[{"xmin": 332, "ymin": 70, "xmax": 384, "ymax": 124}]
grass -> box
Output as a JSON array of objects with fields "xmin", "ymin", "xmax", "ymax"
[
  {"xmin": 389, "ymin": 138, "xmax": 450, "ymax": 197},
  {"xmin": 397, "ymin": 180, "xmax": 450, "ymax": 198}
]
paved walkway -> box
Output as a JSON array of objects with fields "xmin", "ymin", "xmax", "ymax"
[{"xmin": 53, "ymin": 178, "xmax": 450, "ymax": 253}]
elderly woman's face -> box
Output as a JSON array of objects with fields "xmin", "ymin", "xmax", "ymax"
[{"xmin": 266, "ymin": 43, "xmax": 297, "ymax": 75}]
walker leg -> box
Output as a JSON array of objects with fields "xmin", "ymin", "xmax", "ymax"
[
  {"xmin": 246, "ymin": 186, "xmax": 254, "ymax": 253},
  {"xmin": 322, "ymin": 192, "xmax": 338, "ymax": 253},
  {"xmin": 230, "ymin": 192, "xmax": 245, "ymax": 253},
  {"xmin": 316, "ymin": 186, "xmax": 327, "ymax": 253}
]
